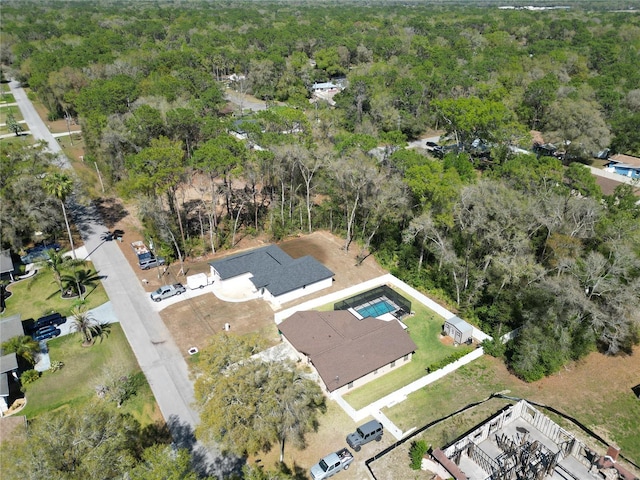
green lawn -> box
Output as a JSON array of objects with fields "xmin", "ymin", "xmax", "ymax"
[
  {"xmin": 0, "ymin": 105, "xmax": 22, "ymax": 122},
  {"xmin": 0, "ymin": 262, "xmax": 109, "ymax": 322},
  {"xmin": 20, "ymin": 323, "xmax": 160, "ymax": 426},
  {"xmin": 342, "ymin": 288, "xmax": 472, "ymax": 410}
]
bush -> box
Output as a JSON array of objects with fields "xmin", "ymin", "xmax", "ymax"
[
  {"xmin": 20, "ymin": 369, "xmax": 40, "ymax": 388},
  {"xmin": 49, "ymin": 360, "xmax": 64, "ymax": 372},
  {"xmin": 409, "ymin": 439, "xmax": 429, "ymax": 470},
  {"xmin": 425, "ymin": 349, "xmax": 471, "ymax": 374},
  {"xmin": 481, "ymin": 338, "xmax": 506, "ymax": 358}
]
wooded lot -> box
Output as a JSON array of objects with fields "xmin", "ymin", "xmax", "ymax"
[{"xmin": 1, "ymin": 0, "xmax": 639, "ymax": 383}]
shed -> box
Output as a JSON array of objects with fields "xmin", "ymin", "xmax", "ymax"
[{"xmin": 443, "ymin": 316, "xmax": 473, "ymax": 344}]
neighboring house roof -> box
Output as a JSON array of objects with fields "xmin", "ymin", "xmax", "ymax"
[
  {"xmin": 0, "ymin": 314, "xmax": 24, "ymax": 345},
  {"xmin": 594, "ymin": 175, "xmax": 628, "ymax": 196},
  {"xmin": 608, "ymin": 153, "xmax": 640, "ymax": 167},
  {"xmin": 210, "ymin": 245, "xmax": 334, "ymax": 297},
  {"xmin": 312, "ymin": 82, "xmax": 337, "ymax": 90},
  {"xmin": 446, "ymin": 316, "xmax": 473, "ymax": 334},
  {"xmin": 0, "ymin": 249, "xmax": 13, "ymax": 275},
  {"xmin": 279, "ymin": 310, "xmax": 417, "ymax": 391},
  {"xmin": 0, "ymin": 353, "xmax": 19, "ymax": 374},
  {"xmin": 607, "ymin": 163, "xmax": 640, "ymax": 173}
]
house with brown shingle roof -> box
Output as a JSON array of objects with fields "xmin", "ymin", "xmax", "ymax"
[{"xmin": 278, "ymin": 310, "xmax": 417, "ymax": 395}]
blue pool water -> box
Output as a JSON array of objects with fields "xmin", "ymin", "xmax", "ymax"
[{"xmin": 356, "ymin": 300, "xmax": 396, "ymax": 318}]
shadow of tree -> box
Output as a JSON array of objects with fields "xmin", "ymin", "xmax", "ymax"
[
  {"xmin": 94, "ymin": 197, "xmax": 129, "ymax": 229},
  {"xmin": 166, "ymin": 415, "xmax": 245, "ymax": 478}
]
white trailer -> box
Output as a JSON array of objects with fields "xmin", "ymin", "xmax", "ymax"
[{"xmin": 186, "ymin": 273, "xmax": 211, "ymax": 290}]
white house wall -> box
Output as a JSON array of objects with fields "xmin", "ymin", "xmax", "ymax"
[
  {"xmin": 210, "ymin": 268, "xmax": 254, "ymax": 290},
  {"xmin": 267, "ymin": 277, "xmax": 334, "ymax": 307},
  {"xmin": 330, "ymin": 353, "xmax": 413, "ymax": 396}
]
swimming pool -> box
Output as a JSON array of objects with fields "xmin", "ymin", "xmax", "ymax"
[{"xmin": 356, "ymin": 299, "xmax": 396, "ymax": 318}]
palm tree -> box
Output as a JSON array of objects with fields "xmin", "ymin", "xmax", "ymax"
[
  {"xmin": 43, "ymin": 172, "xmax": 76, "ymax": 260},
  {"xmin": 1, "ymin": 335, "xmax": 41, "ymax": 365},
  {"xmin": 70, "ymin": 306, "xmax": 101, "ymax": 346},
  {"xmin": 45, "ymin": 249, "xmax": 83, "ymax": 295},
  {"xmin": 61, "ymin": 267, "xmax": 100, "ymax": 301}
]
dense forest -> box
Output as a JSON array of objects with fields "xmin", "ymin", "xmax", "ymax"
[{"xmin": 1, "ymin": 0, "xmax": 639, "ymax": 381}]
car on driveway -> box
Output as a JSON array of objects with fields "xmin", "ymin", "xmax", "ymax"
[
  {"xmin": 139, "ymin": 257, "xmax": 166, "ymax": 270},
  {"xmin": 150, "ymin": 283, "xmax": 186, "ymax": 302},
  {"xmin": 20, "ymin": 242, "xmax": 61, "ymax": 264},
  {"xmin": 346, "ymin": 420, "xmax": 383, "ymax": 451},
  {"xmin": 32, "ymin": 325, "xmax": 61, "ymax": 341},
  {"xmin": 34, "ymin": 312, "xmax": 65, "ymax": 329}
]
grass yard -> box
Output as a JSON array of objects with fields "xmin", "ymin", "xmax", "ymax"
[
  {"xmin": 0, "ymin": 105, "xmax": 22, "ymax": 122},
  {"xmin": 0, "ymin": 134, "xmax": 36, "ymax": 147},
  {"xmin": 20, "ymin": 323, "xmax": 161, "ymax": 427},
  {"xmin": 0, "ymin": 93, "xmax": 16, "ymax": 104},
  {"xmin": 0, "ymin": 263, "xmax": 109, "ymax": 321},
  {"xmin": 342, "ymin": 288, "xmax": 472, "ymax": 410},
  {"xmin": 0, "ymin": 105, "xmax": 24, "ymax": 136}
]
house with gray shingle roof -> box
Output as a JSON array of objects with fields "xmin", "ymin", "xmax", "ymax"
[
  {"xmin": 0, "ymin": 314, "xmax": 24, "ymax": 345},
  {"xmin": 209, "ymin": 245, "xmax": 334, "ymax": 306},
  {"xmin": 0, "ymin": 353, "xmax": 19, "ymax": 415},
  {"xmin": 0, "ymin": 249, "xmax": 14, "ymax": 281},
  {"xmin": 278, "ymin": 310, "xmax": 417, "ymax": 395}
]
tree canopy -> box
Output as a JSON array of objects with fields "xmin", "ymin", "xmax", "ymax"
[
  {"xmin": 2, "ymin": 0, "xmax": 639, "ymax": 382},
  {"xmin": 193, "ymin": 333, "xmax": 325, "ymax": 459}
]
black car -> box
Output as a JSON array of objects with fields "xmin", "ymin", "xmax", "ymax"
[
  {"xmin": 20, "ymin": 243, "xmax": 61, "ymax": 264},
  {"xmin": 33, "ymin": 325, "xmax": 61, "ymax": 341},
  {"xmin": 34, "ymin": 312, "xmax": 65, "ymax": 329}
]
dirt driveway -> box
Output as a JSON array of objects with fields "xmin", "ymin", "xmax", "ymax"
[{"xmin": 114, "ymin": 229, "xmax": 387, "ymax": 356}]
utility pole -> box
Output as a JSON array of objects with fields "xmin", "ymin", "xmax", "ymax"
[{"xmin": 65, "ymin": 111, "xmax": 73, "ymax": 146}]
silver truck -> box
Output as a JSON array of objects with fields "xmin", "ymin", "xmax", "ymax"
[
  {"xmin": 150, "ymin": 283, "xmax": 186, "ymax": 302},
  {"xmin": 310, "ymin": 448, "xmax": 354, "ymax": 480}
]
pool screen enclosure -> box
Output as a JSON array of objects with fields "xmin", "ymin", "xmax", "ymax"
[{"xmin": 334, "ymin": 285, "xmax": 411, "ymax": 319}]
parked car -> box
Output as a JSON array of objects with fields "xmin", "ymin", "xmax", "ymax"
[
  {"xmin": 139, "ymin": 256, "xmax": 166, "ymax": 270},
  {"xmin": 425, "ymin": 141, "xmax": 439, "ymax": 151},
  {"xmin": 346, "ymin": 420, "xmax": 383, "ymax": 451},
  {"xmin": 34, "ymin": 312, "xmax": 65, "ymax": 329},
  {"xmin": 20, "ymin": 243, "xmax": 61, "ymax": 264},
  {"xmin": 310, "ymin": 448, "xmax": 354, "ymax": 480},
  {"xmin": 150, "ymin": 283, "xmax": 186, "ymax": 302},
  {"xmin": 33, "ymin": 325, "xmax": 61, "ymax": 341}
]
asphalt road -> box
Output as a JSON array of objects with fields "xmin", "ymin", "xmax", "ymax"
[{"xmin": 9, "ymin": 81, "xmax": 238, "ymax": 477}]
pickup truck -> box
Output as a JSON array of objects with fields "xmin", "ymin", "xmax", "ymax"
[
  {"xmin": 310, "ymin": 448, "xmax": 354, "ymax": 480},
  {"xmin": 150, "ymin": 283, "xmax": 186, "ymax": 302},
  {"xmin": 131, "ymin": 241, "xmax": 152, "ymax": 262},
  {"xmin": 132, "ymin": 241, "xmax": 165, "ymax": 269}
]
